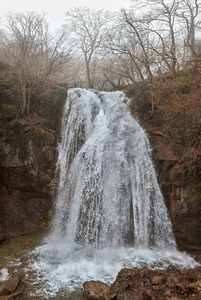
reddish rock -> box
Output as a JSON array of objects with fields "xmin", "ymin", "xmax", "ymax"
[
  {"xmin": 166, "ymin": 274, "xmax": 181, "ymax": 288},
  {"xmin": 152, "ymin": 276, "xmax": 165, "ymax": 285},
  {"xmin": 0, "ymin": 272, "xmax": 21, "ymax": 296},
  {"xmin": 82, "ymin": 266, "xmax": 201, "ymax": 300},
  {"xmin": 188, "ymin": 280, "xmax": 201, "ymax": 294},
  {"xmin": 187, "ymin": 266, "xmax": 201, "ymax": 281},
  {"xmin": 83, "ymin": 280, "xmax": 109, "ymax": 300},
  {"xmin": 176, "ymin": 282, "xmax": 188, "ymax": 295},
  {"xmin": 109, "ymin": 268, "xmax": 142, "ymax": 299},
  {"xmin": 149, "ymin": 127, "xmax": 201, "ymax": 262},
  {"xmin": 108, "ymin": 266, "xmax": 201, "ymax": 300},
  {"xmin": 143, "ymin": 289, "xmax": 156, "ymax": 300}
]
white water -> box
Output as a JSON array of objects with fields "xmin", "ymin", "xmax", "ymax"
[
  {"xmin": 30, "ymin": 88, "xmax": 199, "ymax": 298},
  {"xmin": 0, "ymin": 268, "xmax": 9, "ymax": 284}
]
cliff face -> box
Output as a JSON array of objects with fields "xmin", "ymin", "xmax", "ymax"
[
  {"xmin": 0, "ymin": 113, "xmax": 55, "ymax": 236},
  {"xmin": 148, "ymin": 129, "xmax": 201, "ymax": 262},
  {"xmin": 0, "ymin": 86, "xmax": 66, "ymax": 238},
  {"xmin": 1, "ymin": 84, "xmax": 200, "ymax": 263},
  {"xmin": 126, "ymin": 72, "xmax": 201, "ymax": 262}
]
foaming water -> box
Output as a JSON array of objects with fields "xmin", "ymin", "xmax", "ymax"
[
  {"xmin": 30, "ymin": 244, "xmax": 198, "ymax": 297},
  {"xmin": 29, "ymin": 88, "xmax": 199, "ymax": 298}
]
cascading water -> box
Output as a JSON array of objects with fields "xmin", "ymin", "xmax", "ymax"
[{"xmin": 30, "ymin": 88, "xmax": 199, "ymax": 298}]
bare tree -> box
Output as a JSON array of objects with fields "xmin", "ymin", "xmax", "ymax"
[
  {"xmin": 107, "ymin": 10, "xmax": 155, "ymax": 84},
  {"xmin": 122, "ymin": 10, "xmax": 154, "ymax": 77},
  {"xmin": 0, "ymin": 11, "xmax": 71, "ymax": 114},
  {"xmin": 64, "ymin": 7, "xmax": 112, "ymax": 88},
  {"xmin": 130, "ymin": 0, "xmax": 201, "ymax": 67},
  {"xmin": 177, "ymin": 0, "xmax": 201, "ymax": 59},
  {"xmin": 132, "ymin": 0, "xmax": 180, "ymax": 70}
]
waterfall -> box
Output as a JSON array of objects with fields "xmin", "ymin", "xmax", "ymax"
[
  {"xmin": 50, "ymin": 88, "xmax": 176, "ymax": 249},
  {"xmin": 31, "ymin": 88, "xmax": 199, "ymax": 298}
]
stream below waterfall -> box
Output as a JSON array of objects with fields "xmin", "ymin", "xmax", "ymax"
[
  {"xmin": 0, "ymin": 232, "xmax": 199, "ymax": 299},
  {"xmin": 0, "ymin": 89, "xmax": 200, "ymax": 299},
  {"xmin": 0, "ymin": 232, "xmax": 84, "ymax": 299}
]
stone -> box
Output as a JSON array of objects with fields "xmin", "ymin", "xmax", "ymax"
[
  {"xmin": 83, "ymin": 280, "xmax": 109, "ymax": 300},
  {"xmin": 0, "ymin": 272, "xmax": 21, "ymax": 296},
  {"xmin": 109, "ymin": 268, "xmax": 137, "ymax": 299},
  {"xmin": 152, "ymin": 276, "xmax": 166, "ymax": 285},
  {"xmin": 166, "ymin": 274, "xmax": 180, "ymax": 288},
  {"xmin": 139, "ymin": 267, "xmax": 149, "ymax": 278},
  {"xmin": 188, "ymin": 280, "xmax": 201, "ymax": 294},
  {"xmin": 143, "ymin": 289, "xmax": 156, "ymax": 300},
  {"xmin": 176, "ymin": 282, "xmax": 187, "ymax": 295}
]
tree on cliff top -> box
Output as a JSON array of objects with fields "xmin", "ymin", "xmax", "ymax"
[
  {"xmin": 64, "ymin": 7, "xmax": 112, "ymax": 89},
  {"xmin": 0, "ymin": 12, "xmax": 71, "ymax": 115}
]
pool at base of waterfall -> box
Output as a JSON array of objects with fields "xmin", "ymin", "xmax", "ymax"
[
  {"xmin": 0, "ymin": 234, "xmax": 199, "ymax": 299},
  {"xmin": 29, "ymin": 241, "xmax": 199, "ymax": 298}
]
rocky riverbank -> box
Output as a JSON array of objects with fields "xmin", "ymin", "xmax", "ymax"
[
  {"xmin": 0, "ymin": 232, "xmax": 200, "ymax": 299},
  {"xmin": 83, "ymin": 266, "xmax": 201, "ymax": 300},
  {"xmin": 1, "ymin": 264, "xmax": 201, "ymax": 299}
]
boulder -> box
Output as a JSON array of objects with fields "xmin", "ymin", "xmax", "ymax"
[
  {"xmin": 188, "ymin": 280, "xmax": 201, "ymax": 294},
  {"xmin": 83, "ymin": 280, "xmax": 109, "ymax": 300}
]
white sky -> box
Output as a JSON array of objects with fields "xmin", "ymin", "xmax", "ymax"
[{"xmin": 1, "ymin": 0, "xmax": 131, "ymax": 31}]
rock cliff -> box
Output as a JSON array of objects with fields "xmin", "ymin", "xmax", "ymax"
[
  {"xmin": 150, "ymin": 130, "xmax": 201, "ymax": 262},
  {"xmin": 126, "ymin": 81, "xmax": 201, "ymax": 263},
  {"xmin": 0, "ymin": 84, "xmax": 200, "ymax": 264},
  {"xmin": 0, "ymin": 86, "xmax": 66, "ymax": 239}
]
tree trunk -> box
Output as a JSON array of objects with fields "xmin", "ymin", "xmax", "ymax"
[{"xmin": 85, "ymin": 58, "xmax": 93, "ymax": 88}]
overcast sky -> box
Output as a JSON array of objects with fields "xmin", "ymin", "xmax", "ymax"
[{"xmin": 1, "ymin": 0, "xmax": 131, "ymax": 31}]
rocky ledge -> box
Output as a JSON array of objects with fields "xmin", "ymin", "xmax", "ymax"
[{"xmin": 83, "ymin": 266, "xmax": 201, "ymax": 300}]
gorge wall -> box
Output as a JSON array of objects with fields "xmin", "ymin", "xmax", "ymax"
[
  {"xmin": 150, "ymin": 130, "xmax": 201, "ymax": 262},
  {"xmin": 0, "ymin": 85, "xmax": 66, "ymax": 239},
  {"xmin": 127, "ymin": 79, "xmax": 201, "ymax": 263},
  {"xmin": 0, "ymin": 85, "xmax": 200, "ymax": 263}
]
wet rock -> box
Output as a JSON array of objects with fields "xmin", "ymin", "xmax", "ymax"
[
  {"xmin": 0, "ymin": 272, "xmax": 20, "ymax": 296},
  {"xmin": 109, "ymin": 268, "xmax": 140, "ymax": 299},
  {"xmin": 107, "ymin": 266, "xmax": 201, "ymax": 299},
  {"xmin": 83, "ymin": 280, "xmax": 109, "ymax": 300},
  {"xmin": 109, "ymin": 268, "xmax": 155, "ymax": 300}
]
